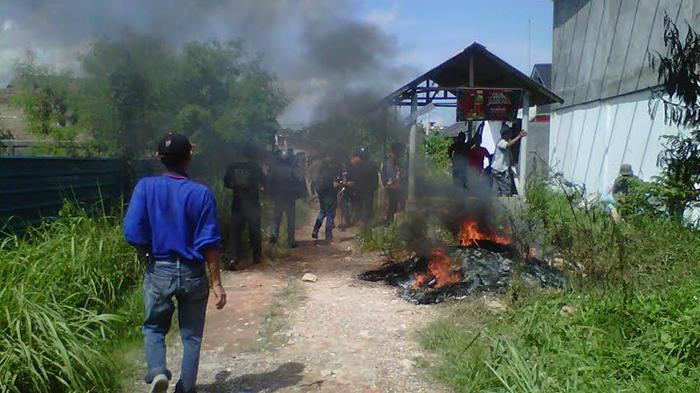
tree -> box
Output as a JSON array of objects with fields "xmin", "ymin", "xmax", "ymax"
[
  {"xmin": 11, "ymin": 36, "xmax": 288, "ymax": 170},
  {"xmin": 649, "ymin": 14, "xmax": 700, "ymax": 128},
  {"xmin": 647, "ymin": 15, "xmax": 700, "ymax": 221},
  {"xmin": 12, "ymin": 54, "xmax": 83, "ymax": 155}
]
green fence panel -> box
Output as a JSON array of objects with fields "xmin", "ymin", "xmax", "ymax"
[{"xmin": 0, "ymin": 157, "xmax": 161, "ymax": 231}]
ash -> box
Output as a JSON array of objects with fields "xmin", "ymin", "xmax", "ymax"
[{"xmin": 358, "ymin": 247, "xmax": 566, "ymax": 304}]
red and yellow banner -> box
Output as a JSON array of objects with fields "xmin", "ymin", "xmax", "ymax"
[{"xmin": 456, "ymin": 88, "xmax": 522, "ymax": 122}]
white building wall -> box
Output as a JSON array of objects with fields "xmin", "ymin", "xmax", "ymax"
[{"xmin": 550, "ymin": 89, "xmax": 676, "ymax": 195}]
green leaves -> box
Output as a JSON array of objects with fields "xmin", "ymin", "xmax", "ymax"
[{"xmin": 11, "ymin": 36, "xmax": 287, "ymax": 164}]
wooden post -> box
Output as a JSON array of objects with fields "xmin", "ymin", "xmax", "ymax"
[
  {"xmin": 468, "ymin": 55, "xmax": 475, "ymax": 138},
  {"xmin": 408, "ymin": 91, "xmax": 418, "ymax": 207},
  {"xmin": 518, "ymin": 91, "xmax": 530, "ymax": 197}
]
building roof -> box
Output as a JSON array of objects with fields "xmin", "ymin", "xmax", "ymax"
[
  {"xmin": 386, "ymin": 42, "xmax": 563, "ymax": 108},
  {"xmin": 531, "ymin": 63, "xmax": 552, "ymax": 89}
]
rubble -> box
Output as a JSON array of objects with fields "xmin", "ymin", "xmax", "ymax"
[{"xmin": 302, "ymin": 273, "xmax": 319, "ymax": 282}]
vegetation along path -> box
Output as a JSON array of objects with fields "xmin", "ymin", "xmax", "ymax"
[{"xmin": 132, "ymin": 224, "xmax": 450, "ymax": 393}]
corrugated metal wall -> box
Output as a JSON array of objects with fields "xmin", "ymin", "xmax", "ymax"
[
  {"xmin": 0, "ymin": 158, "xmax": 160, "ymax": 230},
  {"xmin": 550, "ymin": 0, "xmax": 699, "ymax": 194}
]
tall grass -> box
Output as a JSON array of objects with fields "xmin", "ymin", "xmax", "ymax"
[{"xmin": 0, "ymin": 205, "xmax": 143, "ymax": 393}]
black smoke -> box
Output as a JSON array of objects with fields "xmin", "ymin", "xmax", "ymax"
[{"xmin": 0, "ymin": 0, "xmax": 412, "ymax": 125}]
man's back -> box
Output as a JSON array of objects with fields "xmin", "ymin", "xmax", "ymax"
[
  {"xmin": 124, "ymin": 174, "xmax": 220, "ymax": 261},
  {"xmin": 224, "ymin": 161, "xmax": 264, "ymax": 207}
]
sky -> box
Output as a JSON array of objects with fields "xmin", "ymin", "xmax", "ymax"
[
  {"xmin": 0, "ymin": 0, "xmax": 553, "ymax": 127},
  {"xmin": 356, "ymin": 0, "xmax": 554, "ymax": 126},
  {"xmin": 359, "ymin": 0, "xmax": 553, "ymax": 80}
]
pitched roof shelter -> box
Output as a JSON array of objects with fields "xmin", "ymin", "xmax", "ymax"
[
  {"xmin": 386, "ymin": 42, "xmax": 563, "ymax": 202},
  {"xmin": 386, "ymin": 43, "xmax": 563, "ymax": 109}
]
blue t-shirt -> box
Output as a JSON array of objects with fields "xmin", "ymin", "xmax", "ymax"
[{"xmin": 124, "ymin": 173, "xmax": 221, "ymax": 261}]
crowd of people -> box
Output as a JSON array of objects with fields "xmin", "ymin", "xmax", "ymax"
[
  {"xmin": 448, "ymin": 123, "xmax": 526, "ymax": 196},
  {"xmin": 123, "ymin": 132, "xmax": 406, "ymax": 393},
  {"xmin": 222, "ymin": 141, "xmax": 404, "ymax": 268}
]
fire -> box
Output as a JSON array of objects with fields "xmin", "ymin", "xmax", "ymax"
[
  {"xmin": 411, "ymin": 248, "xmax": 463, "ymax": 291},
  {"xmin": 459, "ymin": 219, "xmax": 511, "ymax": 247}
]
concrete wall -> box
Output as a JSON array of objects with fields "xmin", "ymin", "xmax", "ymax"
[{"xmin": 550, "ymin": 0, "xmax": 700, "ymax": 194}]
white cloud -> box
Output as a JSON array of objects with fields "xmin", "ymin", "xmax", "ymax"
[{"xmin": 364, "ymin": 0, "xmax": 398, "ymax": 28}]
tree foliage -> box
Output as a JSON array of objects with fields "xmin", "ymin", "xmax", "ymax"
[
  {"xmin": 11, "ymin": 56, "xmax": 84, "ymax": 154},
  {"xmin": 12, "ymin": 36, "xmax": 287, "ymax": 168},
  {"xmin": 645, "ymin": 15, "xmax": 700, "ymax": 221},
  {"xmin": 650, "ymin": 14, "xmax": 700, "ymax": 128}
]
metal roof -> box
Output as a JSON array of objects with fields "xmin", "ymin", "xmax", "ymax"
[
  {"xmin": 531, "ymin": 63, "xmax": 552, "ymax": 89},
  {"xmin": 386, "ymin": 42, "xmax": 564, "ymax": 107}
]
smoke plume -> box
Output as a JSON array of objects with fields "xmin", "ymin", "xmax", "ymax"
[{"xmin": 0, "ymin": 0, "xmax": 412, "ymax": 126}]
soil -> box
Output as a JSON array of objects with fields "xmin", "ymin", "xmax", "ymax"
[{"xmin": 131, "ymin": 221, "xmax": 450, "ymax": 393}]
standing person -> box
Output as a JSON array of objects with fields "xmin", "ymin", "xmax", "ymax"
[
  {"xmin": 492, "ymin": 125, "xmax": 526, "ymax": 196},
  {"xmin": 338, "ymin": 159, "xmax": 356, "ymax": 229},
  {"xmin": 348, "ymin": 148, "xmax": 378, "ymax": 228},
  {"xmin": 448, "ymin": 131, "xmax": 469, "ymax": 188},
  {"xmin": 612, "ymin": 163, "xmax": 640, "ymax": 195},
  {"xmin": 311, "ymin": 156, "xmax": 342, "ymax": 241},
  {"xmin": 465, "ymin": 134, "xmax": 492, "ymax": 190},
  {"xmin": 124, "ymin": 133, "xmax": 226, "ymax": 393},
  {"xmin": 381, "ymin": 147, "xmax": 402, "ymax": 223},
  {"xmin": 223, "ymin": 145, "xmax": 265, "ymax": 267},
  {"xmin": 268, "ymin": 149, "xmax": 299, "ymax": 248}
]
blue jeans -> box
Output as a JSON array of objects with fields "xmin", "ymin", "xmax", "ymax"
[
  {"xmin": 492, "ymin": 169, "xmax": 513, "ymax": 196},
  {"xmin": 143, "ymin": 260, "xmax": 209, "ymax": 393}
]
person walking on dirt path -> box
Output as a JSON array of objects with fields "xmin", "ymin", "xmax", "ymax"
[
  {"xmin": 381, "ymin": 146, "xmax": 402, "ymax": 223},
  {"xmin": 224, "ymin": 144, "xmax": 265, "ymax": 267},
  {"xmin": 268, "ymin": 149, "xmax": 304, "ymax": 248},
  {"xmin": 311, "ymin": 156, "xmax": 342, "ymax": 241},
  {"xmin": 124, "ymin": 132, "xmax": 226, "ymax": 393},
  {"xmin": 492, "ymin": 125, "xmax": 526, "ymax": 196}
]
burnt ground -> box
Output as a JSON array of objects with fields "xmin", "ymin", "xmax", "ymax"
[{"xmin": 129, "ymin": 220, "xmax": 451, "ymax": 393}]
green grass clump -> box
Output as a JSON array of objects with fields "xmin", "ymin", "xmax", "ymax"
[
  {"xmin": 357, "ymin": 223, "xmax": 404, "ymax": 252},
  {"xmin": 423, "ymin": 284, "xmax": 700, "ymax": 392},
  {"xmin": 0, "ymin": 205, "xmax": 143, "ymax": 393}
]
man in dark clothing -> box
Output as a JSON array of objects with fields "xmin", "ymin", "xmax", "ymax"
[
  {"xmin": 612, "ymin": 163, "xmax": 640, "ymax": 195},
  {"xmin": 381, "ymin": 148, "xmax": 402, "ymax": 223},
  {"xmin": 448, "ymin": 131, "xmax": 469, "ymax": 188},
  {"xmin": 347, "ymin": 148, "xmax": 378, "ymax": 227},
  {"xmin": 268, "ymin": 149, "xmax": 303, "ymax": 248},
  {"xmin": 224, "ymin": 145, "xmax": 265, "ymax": 266},
  {"xmin": 311, "ymin": 156, "xmax": 342, "ymax": 241},
  {"xmin": 124, "ymin": 133, "xmax": 226, "ymax": 393}
]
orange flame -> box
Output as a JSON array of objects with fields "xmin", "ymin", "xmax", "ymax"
[
  {"xmin": 459, "ymin": 219, "xmax": 511, "ymax": 247},
  {"xmin": 412, "ymin": 248, "xmax": 463, "ymax": 291}
]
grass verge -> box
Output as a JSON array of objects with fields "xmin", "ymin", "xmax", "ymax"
[
  {"xmin": 421, "ymin": 181, "xmax": 700, "ymax": 392},
  {"xmin": 0, "ymin": 205, "xmax": 143, "ymax": 393}
]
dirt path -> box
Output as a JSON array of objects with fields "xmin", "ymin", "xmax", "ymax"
[{"xmin": 133, "ymin": 224, "xmax": 450, "ymax": 393}]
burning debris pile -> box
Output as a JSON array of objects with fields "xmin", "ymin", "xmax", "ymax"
[{"xmin": 359, "ymin": 219, "xmax": 565, "ymax": 304}]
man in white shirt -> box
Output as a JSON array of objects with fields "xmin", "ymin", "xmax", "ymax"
[{"xmin": 491, "ymin": 125, "xmax": 526, "ymax": 196}]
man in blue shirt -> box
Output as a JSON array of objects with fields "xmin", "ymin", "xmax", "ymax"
[{"xmin": 124, "ymin": 133, "xmax": 227, "ymax": 393}]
